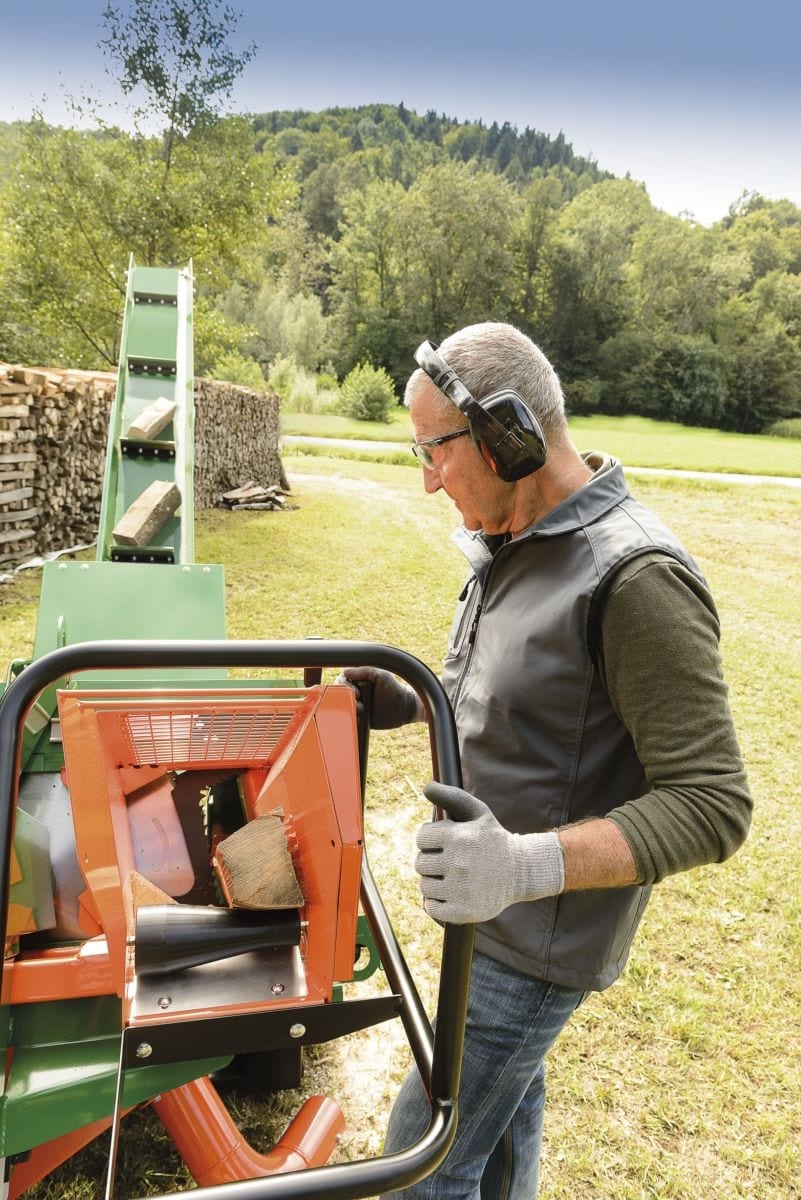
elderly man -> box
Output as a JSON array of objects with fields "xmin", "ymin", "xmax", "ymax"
[{"xmin": 343, "ymin": 322, "xmax": 751, "ymax": 1199}]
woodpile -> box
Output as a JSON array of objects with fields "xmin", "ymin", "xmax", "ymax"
[
  {"xmin": 0, "ymin": 364, "xmax": 114, "ymax": 565},
  {"xmin": 194, "ymin": 377, "xmax": 288, "ymax": 508},
  {"xmin": 216, "ymin": 480, "xmax": 296, "ymax": 512},
  {"xmin": 0, "ymin": 363, "xmax": 288, "ymax": 569}
]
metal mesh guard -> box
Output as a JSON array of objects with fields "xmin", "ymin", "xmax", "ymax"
[{"xmin": 124, "ymin": 707, "xmax": 298, "ymax": 766}]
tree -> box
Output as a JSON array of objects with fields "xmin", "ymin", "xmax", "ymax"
[
  {"xmin": 328, "ymin": 178, "xmax": 412, "ymax": 378},
  {"xmin": 328, "ymin": 163, "xmax": 520, "ymax": 381},
  {"xmin": 0, "ymin": 115, "xmax": 291, "ymax": 367},
  {"xmin": 512, "ymin": 175, "xmax": 565, "ymax": 334},
  {"xmin": 243, "ymin": 285, "xmax": 330, "ymax": 371},
  {"xmin": 541, "ymin": 179, "xmax": 657, "ymax": 377},
  {"xmin": 0, "ymin": 4, "xmax": 290, "ymax": 369},
  {"xmin": 99, "ymin": 0, "xmax": 256, "ymax": 169},
  {"xmin": 402, "ymin": 162, "xmax": 519, "ymax": 335}
]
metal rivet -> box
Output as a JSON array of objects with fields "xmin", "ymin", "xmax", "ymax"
[
  {"xmin": 202, "ymin": 566, "xmax": 211, "ymax": 574},
  {"xmin": 136, "ymin": 1042, "xmax": 153, "ymax": 1059},
  {"xmin": 270, "ymin": 983, "xmax": 285, "ymax": 995},
  {"xmin": 58, "ymin": 563, "xmax": 68, "ymax": 571},
  {"xmin": 157, "ymin": 995, "xmax": 172, "ymax": 1009},
  {"xmin": 80, "ymin": 563, "xmax": 90, "ymax": 571},
  {"xmin": 182, "ymin": 566, "xmax": 191, "ymax": 572},
  {"xmin": 289, "ymin": 1023, "xmax": 306, "ymax": 1039}
]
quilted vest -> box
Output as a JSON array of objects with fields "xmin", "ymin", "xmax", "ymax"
[{"xmin": 441, "ymin": 456, "xmax": 705, "ymax": 991}]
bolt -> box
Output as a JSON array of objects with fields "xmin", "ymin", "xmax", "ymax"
[
  {"xmin": 136, "ymin": 1042, "xmax": 153, "ymax": 1059},
  {"xmin": 157, "ymin": 995, "xmax": 172, "ymax": 1009},
  {"xmin": 289, "ymin": 1023, "xmax": 306, "ymax": 1039},
  {"xmin": 80, "ymin": 563, "xmax": 89, "ymax": 571},
  {"xmin": 271, "ymin": 983, "xmax": 285, "ymax": 995}
]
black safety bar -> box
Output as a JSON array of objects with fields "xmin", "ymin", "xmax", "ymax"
[{"xmin": 0, "ymin": 639, "xmax": 475, "ymax": 1200}]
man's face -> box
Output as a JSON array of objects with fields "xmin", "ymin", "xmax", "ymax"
[{"xmin": 410, "ymin": 382, "xmax": 514, "ymax": 533}]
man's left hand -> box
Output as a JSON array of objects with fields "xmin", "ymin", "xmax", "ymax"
[{"xmin": 415, "ymin": 782, "xmax": 565, "ymax": 924}]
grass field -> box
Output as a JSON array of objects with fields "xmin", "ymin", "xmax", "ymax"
[
  {"xmin": 280, "ymin": 409, "xmax": 801, "ymax": 478},
  {"xmin": 3, "ymin": 451, "xmax": 800, "ymax": 1199}
]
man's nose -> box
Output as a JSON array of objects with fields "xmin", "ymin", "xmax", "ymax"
[{"xmin": 422, "ymin": 464, "xmax": 442, "ymax": 494}]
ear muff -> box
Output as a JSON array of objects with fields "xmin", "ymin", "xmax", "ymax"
[{"xmin": 414, "ymin": 340, "xmax": 547, "ymax": 483}]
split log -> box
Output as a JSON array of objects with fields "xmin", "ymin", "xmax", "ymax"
[
  {"xmin": 10, "ymin": 368, "xmax": 49, "ymax": 388},
  {"xmin": 112, "ymin": 480, "xmax": 182, "ymax": 546},
  {"xmin": 125, "ymin": 396, "xmax": 177, "ymax": 441},
  {"xmin": 213, "ymin": 815, "xmax": 304, "ymax": 909}
]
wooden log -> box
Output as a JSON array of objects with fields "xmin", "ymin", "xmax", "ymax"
[
  {"xmin": 0, "ymin": 452, "xmax": 36, "ymax": 464},
  {"xmin": 0, "ymin": 487, "xmax": 34, "ymax": 505},
  {"xmin": 0, "ymin": 545, "xmax": 35, "ymax": 564},
  {"xmin": 0, "ymin": 383, "xmax": 37, "ymax": 397},
  {"xmin": 0, "ymin": 470, "xmax": 35, "ymax": 484},
  {"xmin": 0, "ymin": 507, "xmax": 38, "ymax": 525},
  {"xmin": 213, "ymin": 815, "xmax": 304, "ymax": 909},
  {"xmin": 219, "ymin": 480, "xmax": 257, "ymax": 501},
  {"xmin": 0, "ymin": 405, "xmax": 31, "ymax": 419},
  {"xmin": 10, "ymin": 368, "xmax": 49, "ymax": 387},
  {"xmin": 0, "ymin": 528, "xmax": 35, "ymax": 545},
  {"xmin": 125, "ymin": 396, "xmax": 177, "ymax": 441},
  {"xmin": 112, "ymin": 480, "xmax": 181, "ymax": 546}
]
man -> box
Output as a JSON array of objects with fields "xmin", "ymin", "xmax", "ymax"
[{"xmin": 342, "ymin": 321, "xmax": 751, "ymax": 1199}]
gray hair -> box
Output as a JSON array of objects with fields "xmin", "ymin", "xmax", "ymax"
[{"xmin": 406, "ymin": 322, "xmax": 567, "ymax": 440}]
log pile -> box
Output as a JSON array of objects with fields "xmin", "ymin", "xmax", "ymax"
[
  {"xmin": 194, "ymin": 377, "xmax": 288, "ymax": 508},
  {"xmin": 215, "ymin": 481, "xmax": 295, "ymax": 512},
  {"xmin": 0, "ymin": 365, "xmax": 115, "ymax": 564},
  {"xmin": 0, "ymin": 363, "xmax": 288, "ymax": 569}
]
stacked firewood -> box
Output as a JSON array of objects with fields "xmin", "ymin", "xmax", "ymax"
[
  {"xmin": 0, "ymin": 364, "xmax": 288, "ymax": 568},
  {"xmin": 194, "ymin": 377, "xmax": 288, "ymax": 508},
  {"xmin": 0, "ymin": 365, "xmax": 115, "ymax": 563}
]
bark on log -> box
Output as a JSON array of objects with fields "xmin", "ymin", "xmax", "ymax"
[{"xmin": 112, "ymin": 480, "xmax": 182, "ymax": 547}]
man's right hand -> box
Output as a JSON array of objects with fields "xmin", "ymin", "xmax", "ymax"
[{"xmin": 335, "ymin": 666, "xmax": 424, "ymax": 729}]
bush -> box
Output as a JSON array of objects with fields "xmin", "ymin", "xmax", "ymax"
[
  {"xmin": 267, "ymin": 354, "xmax": 298, "ymax": 400},
  {"xmin": 765, "ymin": 417, "xmax": 801, "ymax": 438},
  {"xmin": 336, "ymin": 363, "xmax": 397, "ymax": 423},
  {"xmin": 210, "ymin": 350, "xmax": 265, "ymax": 391},
  {"xmin": 268, "ymin": 354, "xmax": 340, "ymax": 414},
  {"xmin": 317, "ymin": 368, "xmax": 340, "ymax": 392}
]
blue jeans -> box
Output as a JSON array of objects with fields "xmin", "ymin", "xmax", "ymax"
[{"xmin": 382, "ymin": 952, "xmax": 586, "ymax": 1200}]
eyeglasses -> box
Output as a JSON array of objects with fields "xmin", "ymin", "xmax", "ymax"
[{"xmin": 410, "ymin": 427, "xmax": 471, "ymax": 468}]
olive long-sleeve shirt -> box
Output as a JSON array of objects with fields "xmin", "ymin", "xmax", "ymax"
[{"xmin": 599, "ymin": 552, "xmax": 752, "ymax": 884}]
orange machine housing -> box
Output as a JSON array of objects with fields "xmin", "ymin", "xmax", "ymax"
[{"xmin": 28, "ymin": 684, "xmax": 365, "ymax": 1023}]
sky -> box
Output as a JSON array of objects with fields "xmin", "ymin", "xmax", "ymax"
[{"xmin": 1, "ymin": 0, "xmax": 799, "ymax": 226}]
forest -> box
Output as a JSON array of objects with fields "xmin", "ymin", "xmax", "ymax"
[{"xmin": 1, "ymin": 7, "xmax": 800, "ymax": 435}]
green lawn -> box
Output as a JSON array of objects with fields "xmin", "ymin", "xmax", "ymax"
[
  {"xmin": 6, "ymin": 454, "xmax": 800, "ymax": 1199},
  {"xmin": 281, "ymin": 409, "xmax": 801, "ymax": 478}
]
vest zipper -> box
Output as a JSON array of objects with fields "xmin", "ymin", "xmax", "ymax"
[
  {"xmin": 451, "ymin": 535, "xmax": 527, "ymax": 711},
  {"xmin": 467, "ymin": 603, "xmax": 482, "ymax": 645}
]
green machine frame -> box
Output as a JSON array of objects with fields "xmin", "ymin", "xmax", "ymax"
[
  {"xmin": 2, "ymin": 259, "xmax": 234, "ymax": 1175},
  {"xmin": 0, "ymin": 259, "xmax": 474, "ymax": 1200}
]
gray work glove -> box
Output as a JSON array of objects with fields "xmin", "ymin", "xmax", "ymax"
[
  {"xmin": 335, "ymin": 666, "xmax": 423, "ymax": 729},
  {"xmin": 415, "ymin": 782, "xmax": 565, "ymax": 924}
]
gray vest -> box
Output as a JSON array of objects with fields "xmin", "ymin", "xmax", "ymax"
[{"xmin": 441, "ymin": 457, "xmax": 704, "ymax": 991}]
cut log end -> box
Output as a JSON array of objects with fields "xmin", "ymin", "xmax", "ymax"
[{"xmin": 213, "ymin": 814, "xmax": 304, "ymax": 909}]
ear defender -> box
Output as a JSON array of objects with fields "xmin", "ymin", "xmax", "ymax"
[{"xmin": 414, "ymin": 340, "xmax": 547, "ymax": 482}]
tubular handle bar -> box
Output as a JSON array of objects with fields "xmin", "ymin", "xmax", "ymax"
[{"xmin": 0, "ymin": 639, "xmax": 475, "ymax": 1200}]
